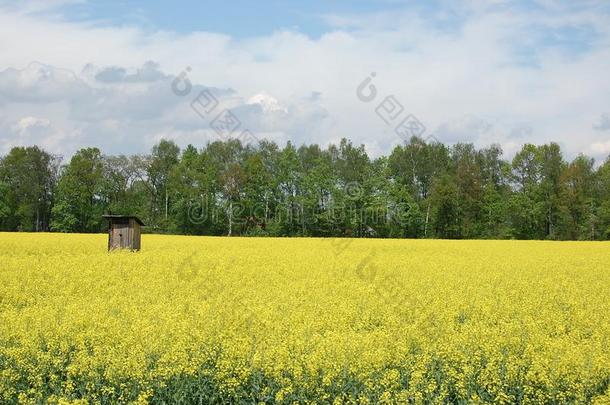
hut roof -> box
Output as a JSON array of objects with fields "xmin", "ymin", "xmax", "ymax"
[{"xmin": 102, "ymin": 215, "xmax": 145, "ymax": 226}]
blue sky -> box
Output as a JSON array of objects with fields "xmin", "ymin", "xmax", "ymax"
[
  {"xmin": 53, "ymin": 0, "xmax": 609, "ymax": 43},
  {"xmin": 0, "ymin": 0, "xmax": 609, "ymax": 160},
  {"xmin": 58, "ymin": 0, "xmax": 422, "ymax": 37}
]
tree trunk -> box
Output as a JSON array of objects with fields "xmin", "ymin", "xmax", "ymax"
[
  {"xmin": 301, "ymin": 202, "xmax": 305, "ymax": 236},
  {"xmin": 228, "ymin": 200, "xmax": 233, "ymax": 236},
  {"xmin": 590, "ymin": 203, "xmax": 596, "ymax": 240},
  {"xmin": 424, "ymin": 202, "xmax": 430, "ymax": 237},
  {"xmin": 165, "ymin": 188, "xmax": 169, "ymax": 220}
]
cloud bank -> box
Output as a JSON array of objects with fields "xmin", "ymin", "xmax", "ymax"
[{"xmin": 0, "ymin": 0, "xmax": 609, "ymax": 161}]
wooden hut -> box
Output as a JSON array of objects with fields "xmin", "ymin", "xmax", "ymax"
[{"xmin": 102, "ymin": 215, "xmax": 144, "ymax": 251}]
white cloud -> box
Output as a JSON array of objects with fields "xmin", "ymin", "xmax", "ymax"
[
  {"xmin": 0, "ymin": 61, "xmax": 330, "ymax": 156},
  {"xmin": 590, "ymin": 140, "xmax": 610, "ymax": 155},
  {"xmin": 11, "ymin": 116, "xmax": 51, "ymax": 134},
  {"xmin": 0, "ymin": 1, "xmax": 609, "ymax": 162},
  {"xmin": 593, "ymin": 113, "xmax": 610, "ymax": 131},
  {"xmin": 247, "ymin": 93, "xmax": 288, "ymax": 114},
  {"xmin": 0, "ymin": 0, "xmax": 83, "ymax": 14},
  {"xmin": 0, "ymin": 62, "xmax": 90, "ymax": 103}
]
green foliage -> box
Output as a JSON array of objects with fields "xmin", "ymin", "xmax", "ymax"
[
  {"xmin": 0, "ymin": 146, "xmax": 58, "ymax": 231},
  {"xmin": 1, "ymin": 138, "xmax": 609, "ymax": 240},
  {"xmin": 0, "ymin": 181, "xmax": 11, "ymax": 225},
  {"xmin": 51, "ymin": 148, "xmax": 105, "ymax": 233}
]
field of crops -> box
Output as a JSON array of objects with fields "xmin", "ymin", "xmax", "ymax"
[{"xmin": 1, "ymin": 233, "xmax": 609, "ymax": 404}]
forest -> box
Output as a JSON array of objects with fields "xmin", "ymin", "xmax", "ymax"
[{"xmin": 1, "ymin": 136, "xmax": 609, "ymax": 240}]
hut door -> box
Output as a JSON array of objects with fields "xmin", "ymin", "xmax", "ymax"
[
  {"xmin": 119, "ymin": 225, "xmax": 128, "ymax": 248},
  {"xmin": 110, "ymin": 225, "xmax": 129, "ymax": 249}
]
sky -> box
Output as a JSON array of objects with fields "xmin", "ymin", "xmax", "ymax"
[{"xmin": 0, "ymin": 0, "xmax": 609, "ymax": 161}]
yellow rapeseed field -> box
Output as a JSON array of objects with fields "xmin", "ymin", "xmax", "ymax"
[{"xmin": 0, "ymin": 233, "xmax": 609, "ymax": 404}]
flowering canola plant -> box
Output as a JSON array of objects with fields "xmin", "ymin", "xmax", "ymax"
[{"xmin": 0, "ymin": 233, "xmax": 609, "ymax": 404}]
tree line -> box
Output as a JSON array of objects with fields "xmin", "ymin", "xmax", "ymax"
[{"xmin": 1, "ymin": 137, "xmax": 609, "ymax": 240}]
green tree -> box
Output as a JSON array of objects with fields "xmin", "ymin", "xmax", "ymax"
[
  {"xmin": 101, "ymin": 155, "xmax": 141, "ymax": 216},
  {"xmin": 147, "ymin": 140, "xmax": 180, "ymax": 231},
  {"xmin": 430, "ymin": 174, "xmax": 461, "ymax": 239},
  {"xmin": 596, "ymin": 157, "xmax": 610, "ymax": 239},
  {"xmin": 557, "ymin": 155, "xmax": 596, "ymax": 240},
  {"xmin": 332, "ymin": 138, "xmax": 371, "ymax": 237},
  {"xmin": 478, "ymin": 145, "xmax": 510, "ymax": 238},
  {"xmin": 538, "ymin": 143, "xmax": 565, "ymax": 238},
  {"xmin": 451, "ymin": 143, "xmax": 484, "ymax": 238},
  {"xmin": 1, "ymin": 138, "xmax": 608, "ymax": 241},
  {"xmin": 508, "ymin": 144, "xmax": 544, "ymax": 239},
  {"xmin": 169, "ymin": 145, "xmax": 215, "ymax": 235},
  {"xmin": 51, "ymin": 148, "xmax": 105, "ymax": 232},
  {"xmin": 0, "ymin": 180, "xmax": 11, "ymax": 227},
  {"xmin": 0, "ymin": 146, "xmax": 58, "ymax": 231}
]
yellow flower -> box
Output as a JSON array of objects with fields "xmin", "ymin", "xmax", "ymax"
[{"xmin": 0, "ymin": 233, "xmax": 608, "ymax": 403}]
